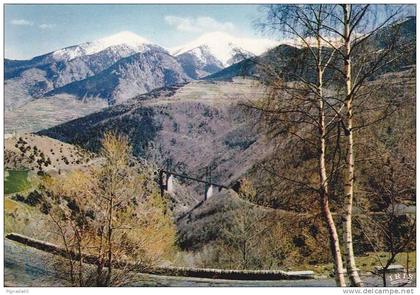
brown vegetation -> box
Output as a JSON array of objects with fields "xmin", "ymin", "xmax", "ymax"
[{"xmin": 37, "ymin": 132, "xmax": 176, "ymax": 286}]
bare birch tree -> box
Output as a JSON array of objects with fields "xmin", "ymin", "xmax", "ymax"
[
  {"xmin": 256, "ymin": 4, "xmax": 347, "ymax": 286},
  {"xmin": 329, "ymin": 4, "xmax": 411, "ymax": 286}
]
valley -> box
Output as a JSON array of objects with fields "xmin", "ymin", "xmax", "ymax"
[{"xmin": 38, "ymin": 78, "xmax": 272, "ymax": 189}]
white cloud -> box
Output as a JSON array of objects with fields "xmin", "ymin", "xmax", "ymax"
[
  {"xmin": 10, "ymin": 19, "xmax": 55, "ymax": 30},
  {"xmin": 39, "ymin": 23, "xmax": 55, "ymax": 29},
  {"xmin": 165, "ymin": 15, "xmax": 235, "ymax": 33},
  {"xmin": 11, "ymin": 19, "xmax": 33, "ymax": 26}
]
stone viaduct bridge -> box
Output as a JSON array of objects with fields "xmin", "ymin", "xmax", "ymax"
[{"xmin": 158, "ymin": 168, "xmax": 229, "ymax": 201}]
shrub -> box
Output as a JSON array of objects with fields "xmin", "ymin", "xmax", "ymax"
[
  {"xmin": 12, "ymin": 194, "xmax": 25, "ymax": 203},
  {"xmin": 25, "ymin": 190, "xmax": 43, "ymax": 206}
]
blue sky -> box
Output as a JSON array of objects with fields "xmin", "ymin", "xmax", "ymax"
[
  {"xmin": 5, "ymin": 4, "xmax": 266, "ymax": 59},
  {"xmin": 5, "ymin": 4, "xmax": 416, "ymax": 60}
]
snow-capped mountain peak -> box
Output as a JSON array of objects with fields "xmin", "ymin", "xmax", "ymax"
[
  {"xmin": 52, "ymin": 31, "xmax": 153, "ymax": 61},
  {"xmin": 171, "ymin": 31, "xmax": 278, "ymax": 67},
  {"xmin": 86, "ymin": 31, "xmax": 150, "ymax": 51}
]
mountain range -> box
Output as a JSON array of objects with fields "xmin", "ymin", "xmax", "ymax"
[
  {"xmin": 4, "ymin": 16, "xmax": 415, "ymax": 135},
  {"xmin": 5, "ymin": 31, "xmax": 278, "ymax": 109}
]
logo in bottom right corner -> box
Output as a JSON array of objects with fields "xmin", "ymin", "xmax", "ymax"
[{"xmin": 389, "ymin": 272, "xmax": 414, "ymax": 286}]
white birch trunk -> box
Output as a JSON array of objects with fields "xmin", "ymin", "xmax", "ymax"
[
  {"xmin": 317, "ymin": 33, "xmax": 346, "ymax": 287},
  {"xmin": 342, "ymin": 4, "xmax": 363, "ymax": 287}
]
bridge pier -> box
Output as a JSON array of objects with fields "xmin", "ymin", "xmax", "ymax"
[
  {"xmin": 159, "ymin": 170, "xmax": 174, "ymax": 196},
  {"xmin": 205, "ymin": 184, "xmax": 213, "ymax": 200},
  {"xmin": 167, "ymin": 174, "xmax": 174, "ymax": 193}
]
